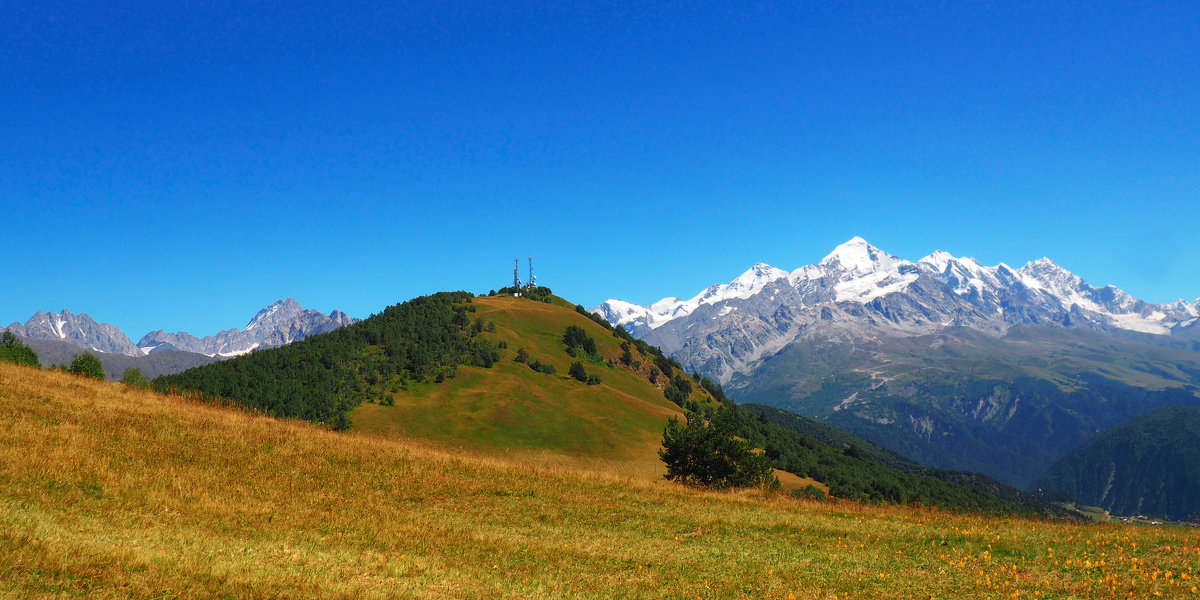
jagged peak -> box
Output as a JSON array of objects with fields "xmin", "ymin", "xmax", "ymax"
[
  {"xmin": 732, "ymin": 262, "xmax": 788, "ymax": 287},
  {"xmin": 1023, "ymin": 257, "xmax": 1064, "ymax": 272}
]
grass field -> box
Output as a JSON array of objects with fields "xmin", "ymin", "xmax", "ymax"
[{"xmin": 3, "ymin": 361, "xmax": 1200, "ymax": 598}]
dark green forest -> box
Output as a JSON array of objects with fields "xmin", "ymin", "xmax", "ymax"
[
  {"xmin": 1034, "ymin": 405, "xmax": 1200, "ymax": 521},
  {"xmin": 155, "ymin": 292, "xmax": 497, "ymax": 429},
  {"xmin": 687, "ymin": 381, "xmax": 1030, "ymax": 514},
  {"xmin": 742, "ymin": 403, "xmax": 1072, "ymax": 516}
]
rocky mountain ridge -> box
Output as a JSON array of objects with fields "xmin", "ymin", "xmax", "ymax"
[
  {"xmin": 138, "ymin": 298, "xmax": 357, "ymax": 357},
  {"xmin": 7, "ymin": 298, "xmax": 357, "ymax": 360},
  {"xmin": 595, "ymin": 236, "xmax": 1199, "ymax": 384}
]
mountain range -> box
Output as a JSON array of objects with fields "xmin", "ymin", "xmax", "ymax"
[
  {"xmin": 594, "ymin": 237, "xmax": 1200, "ymax": 490},
  {"xmin": 7, "ymin": 298, "xmax": 356, "ymax": 359},
  {"xmin": 138, "ymin": 298, "xmax": 357, "ymax": 357},
  {"xmin": 6, "ymin": 298, "xmax": 358, "ymax": 377},
  {"xmin": 597, "ymin": 236, "xmax": 1199, "ymax": 383}
]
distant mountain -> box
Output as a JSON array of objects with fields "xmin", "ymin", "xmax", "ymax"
[
  {"xmin": 594, "ymin": 237, "xmax": 1200, "ymax": 488},
  {"xmin": 6, "ymin": 299, "xmax": 359, "ymax": 374},
  {"xmin": 7, "ymin": 309, "xmax": 142, "ymax": 356},
  {"xmin": 596, "ymin": 237, "xmax": 1199, "ymax": 384},
  {"xmin": 138, "ymin": 298, "xmax": 358, "ymax": 357},
  {"xmin": 1034, "ymin": 405, "xmax": 1200, "ymax": 521},
  {"xmin": 21, "ymin": 336, "xmax": 218, "ymax": 380}
]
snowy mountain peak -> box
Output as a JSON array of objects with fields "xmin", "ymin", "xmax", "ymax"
[
  {"xmin": 595, "ymin": 238, "xmax": 1200, "ymax": 354},
  {"xmin": 819, "ymin": 236, "xmax": 895, "ymax": 274},
  {"xmin": 919, "ymin": 250, "xmax": 956, "ymax": 273},
  {"xmin": 730, "ymin": 263, "xmax": 789, "ymax": 291}
]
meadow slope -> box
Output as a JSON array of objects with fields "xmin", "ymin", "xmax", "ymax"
[{"xmin": 2, "ymin": 362, "xmax": 1199, "ymax": 599}]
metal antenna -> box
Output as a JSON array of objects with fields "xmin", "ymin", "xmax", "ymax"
[
  {"xmin": 513, "ymin": 258, "xmax": 522, "ymax": 289},
  {"xmin": 527, "ymin": 256, "xmax": 536, "ymax": 288}
]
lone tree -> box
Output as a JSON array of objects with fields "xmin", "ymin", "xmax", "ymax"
[
  {"xmin": 69, "ymin": 352, "xmax": 105, "ymax": 380},
  {"xmin": 659, "ymin": 409, "xmax": 778, "ymax": 490}
]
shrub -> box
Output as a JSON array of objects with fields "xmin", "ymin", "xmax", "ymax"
[
  {"xmin": 70, "ymin": 352, "xmax": 105, "ymax": 380},
  {"xmin": 659, "ymin": 410, "xmax": 778, "ymax": 490},
  {"xmin": 121, "ymin": 367, "xmax": 151, "ymax": 389},
  {"xmin": 568, "ymin": 361, "xmax": 588, "ymax": 383},
  {"xmin": 791, "ymin": 485, "xmax": 828, "ymax": 502}
]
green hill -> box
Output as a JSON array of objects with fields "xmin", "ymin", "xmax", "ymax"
[
  {"xmin": 155, "ymin": 290, "xmax": 1030, "ymax": 512},
  {"xmin": 1034, "ymin": 405, "xmax": 1200, "ymax": 521}
]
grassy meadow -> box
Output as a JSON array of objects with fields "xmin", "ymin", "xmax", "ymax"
[{"xmin": 3, "ymin": 361, "xmax": 1200, "ymax": 598}]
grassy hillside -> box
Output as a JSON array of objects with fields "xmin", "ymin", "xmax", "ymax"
[
  {"xmin": 349, "ymin": 294, "xmax": 714, "ymax": 478},
  {"xmin": 5, "ymin": 362, "xmax": 1200, "ymax": 598}
]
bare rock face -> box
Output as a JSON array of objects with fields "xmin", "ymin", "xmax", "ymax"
[
  {"xmin": 7, "ymin": 309, "xmax": 141, "ymax": 356},
  {"xmin": 6, "ymin": 299, "xmax": 359, "ymax": 362},
  {"xmin": 137, "ymin": 298, "xmax": 359, "ymax": 357}
]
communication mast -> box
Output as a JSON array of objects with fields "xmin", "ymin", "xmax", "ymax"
[
  {"xmin": 526, "ymin": 256, "xmax": 537, "ymax": 289},
  {"xmin": 512, "ymin": 258, "xmax": 522, "ymax": 289}
]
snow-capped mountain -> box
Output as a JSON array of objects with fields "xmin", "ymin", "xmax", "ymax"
[
  {"xmin": 594, "ymin": 237, "xmax": 1200, "ymax": 488},
  {"xmin": 594, "ymin": 236, "xmax": 1200, "ymax": 383},
  {"xmin": 6, "ymin": 309, "xmax": 142, "ymax": 356},
  {"xmin": 138, "ymin": 298, "xmax": 357, "ymax": 357}
]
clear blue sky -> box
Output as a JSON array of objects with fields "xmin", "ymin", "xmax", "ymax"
[{"xmin": 3, "ymin": 1, "xmax": 1198, "ymax": 338}]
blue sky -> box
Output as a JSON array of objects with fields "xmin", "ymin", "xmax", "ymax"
[{"xmin": 2, "ymin": 1, "xmax": 1198, "ymax": 338}]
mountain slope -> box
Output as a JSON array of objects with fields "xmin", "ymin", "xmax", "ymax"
[
  {"xmin": 1034, "ymin": 405, "xmax": 1200, "ymax": 521},
  {"xmin": 350, "ymin": 294, "xmax": 707, "ymax": 477},
  {"xmin": 20, "ymin": 336, "xmax": 218, "ymax": 379}
]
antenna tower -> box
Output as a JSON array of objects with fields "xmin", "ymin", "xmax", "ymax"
[
  {"xmin": 513, "ymin": 258, "xmax": 522, "ymax": 289},
  {"xmin": 527, "ymin": 256, "xmax": 537, "ymax": 289}
]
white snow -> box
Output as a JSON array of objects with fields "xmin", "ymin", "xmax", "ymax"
[
  {"xmin": 1109, "ymin": 313, "xmax": 1171, "ymax": 335},
  {"xmin": 597, "ymin": 262, "xmax": 789, "ymax": 330},
  {"xmin": 822, "ymin": 237, "xmax": 919, "ymax": 302},
  {"xmin": 594, "ymin": 237, "xmax": 1197, "ymax": 338},
  {"xmin": 217, "ymin": 342, "xmax": 260, "ymax": 357}
]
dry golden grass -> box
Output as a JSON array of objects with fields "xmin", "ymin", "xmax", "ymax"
[{"xmin": 3, "ymin": 361, "xmax": 1199, "ymax": 599}]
